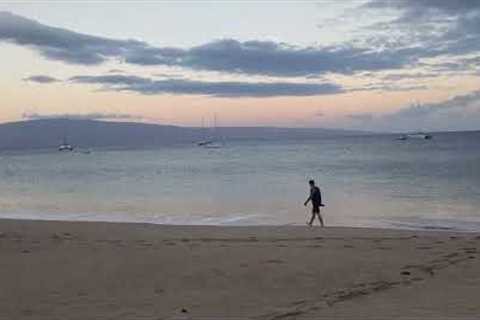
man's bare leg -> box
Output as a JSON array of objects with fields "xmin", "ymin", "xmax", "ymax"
[
  {"xmin": 317, "ymin": 212, "xmax": 325, "ymax": 227},
  {"xmin": 307, "ymin": 213, "xmax": 315, "ymax": 226}
]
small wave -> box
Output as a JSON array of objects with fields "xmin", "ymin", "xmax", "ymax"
[{"xmin": 384, "ymin": 217, "xmax": 480, "ymax": 232}]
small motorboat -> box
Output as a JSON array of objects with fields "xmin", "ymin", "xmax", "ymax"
[
  {"xmin": 197, "ymin": 140, "xmax": 213, "ymax": 146},
  {"xmin": 397, "ymin": 132, "xmax": 433, "ymax": 140},
  {"xmin": 58, "ymin": 143, "xmax": 74, "ymax": 151}
]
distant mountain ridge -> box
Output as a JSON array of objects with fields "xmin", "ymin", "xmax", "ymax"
[{"xmin": 0, "ymin": 119, "xmax": 369, "ymax": 151}]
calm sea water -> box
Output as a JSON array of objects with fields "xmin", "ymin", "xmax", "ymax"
[{"xmin": 1, "ymin": 132, "xmax": 480, "ymax": 231}]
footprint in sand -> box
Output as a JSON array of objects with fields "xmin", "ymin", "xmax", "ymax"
[
  {"xmin": 52, "ymin": 233, "xmax": 72, "ymax": 241},
  {"xmin": 403, "ymin": 264, "xmax": 435, "ymax": 276},
  {"xmin": 154, "ymin": 287, "xmax": 164, "ymax": 294},
  {"xmin": 212, "ymin": 268, "xmax": 227, "ymax": 276},
  {"xmin": 265, "ymin": 259, "xmax": 285, "ymax": 264},
  {"xmin": 108, "ymin": 239, "xmax": 123, "ymax": 244},
  {"xmin": 462, "ymin": 247, "xmax": 477, "ymax": 254},
  {"xmin": 411, "ymin": 277, "xmax": 424, "ymax": 282},
  {"xmin": 22, "ymin": 309, "xmax": 33, "ymax": 316},
  {"xmin": 419, "ymin": 266, "xmax": 435, "ymax": 276},
  {"xmin": 290, "ymin": 300, "xmax": 307, "ymax": 306},
  {"xmin": 136, "ymin": 240, "xmax": 153, "ymax": 247},
  {"xmin": 416, "ymin": 246, "xmax": 433, "ymax": 250}
]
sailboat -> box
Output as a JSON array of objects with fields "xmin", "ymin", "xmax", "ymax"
[
  {"xmin": 197, "ymin": 117, "xmax": 213, "ymax": 146},
  {"xmin": 58, "ymin": 134, "xmax": 74, "ymax": 152},
  {"xmin": 397, "ymin": 132, "xmax": 433, "ymax": 140},
  {"xmin": 198, "ymin": 114, "xmax": 224, "ymax": 149}
]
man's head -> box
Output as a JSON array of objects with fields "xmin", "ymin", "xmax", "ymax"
[{"xmin": 309, "ymin": 179, "xmax": 315, "ymax": 187}]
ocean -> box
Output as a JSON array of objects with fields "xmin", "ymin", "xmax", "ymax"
[{"xmin": 1, "ymin": 131, "xmax": 480, "ymax": 231}]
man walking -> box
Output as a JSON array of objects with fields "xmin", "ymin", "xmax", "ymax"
[{"xmin": 304, "ymin": 179, "xmax": 324, "ymax": 227}]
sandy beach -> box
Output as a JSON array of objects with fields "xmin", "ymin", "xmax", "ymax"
[{"xmin": 1, "ymin": 219, "xmax": 479, "ymax": 319}]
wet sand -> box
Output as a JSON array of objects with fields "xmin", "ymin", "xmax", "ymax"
[{"xmin": 1, "ymin": 219, "xmax": 479, "ymax": 319}]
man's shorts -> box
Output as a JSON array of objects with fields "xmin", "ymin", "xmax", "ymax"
[{"xmin": 312, "ymin": 205, "xmax": 320, "ymax": 213}]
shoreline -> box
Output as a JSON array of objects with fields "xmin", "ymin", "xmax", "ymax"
[
  {"xmin": 1, "ymin": 215, "xmax": 480, "ymax": 233},
  {"xmin": 2, "ymin": 218, "xmax": 479, "ymax": 319}
]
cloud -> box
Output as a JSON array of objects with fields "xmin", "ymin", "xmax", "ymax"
[
  {"xmin": 0, "ymin": 11, "xmax": 148, "ymax": 65},
  {"xmin": 70, "ymin": 75, "xmax": 150, "ymax": 86},
  {"xmin": 107, "ymin": 69, "xmax": 125, "ymax": 73},
  {"xmin": 361, "ymin": 0, "xmax": 480, "ymax": 58},
  {"xmin": 22, "ymin": 112, "xmax": 139, "ymax": 121},
  {"xmin": 23, "ymin": 75, "xmax": 60, "ymax": 83},
  {"xmin": 380, "ymin": 89, "xmax": 480, "ymax": 131},
  {"xmin": 140, "ymin": 39, "xmax": 412, "ymax": 77},
  {"xmin": 0, "ymin": 11, "xmax": 413, "ymax": 77},
  {"xmin": 389, "ymin": 90, "xmax": 480, "ymax": 119},
  {"xmin": 69, "ymin": 74, "xmax": 344, "ymax": 97},
  {"xmin": 381, "ymin": 72, "xmax": 438, "ymax": 81},
  {"xmin": 350, "ymin": 83, "xmax": 428, "ymax": 92},
  {"xmin": 338, "ymin": 89, "xmax": 480, "ymax": 132},
  {"xmin": 1, "ymin": 9, "xmax": 478, "ymax": 80},
  {"xmin": 365, "ymin": 0, "xmax": 479, "ymax": 15}
]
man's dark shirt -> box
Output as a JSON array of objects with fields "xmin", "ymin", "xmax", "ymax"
[{"xmin": 310, "ymin": 186, "xmax": 322, "ymax": 206}]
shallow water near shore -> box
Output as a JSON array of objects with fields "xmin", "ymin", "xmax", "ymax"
[{"xmin": 1, "ymin": 131, "xmax": 480, "ymax": 231}]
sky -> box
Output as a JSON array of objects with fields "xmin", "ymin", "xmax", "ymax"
[{"xmin": 0, "ymin": 0, "xmax": 479, "ymax": 132}]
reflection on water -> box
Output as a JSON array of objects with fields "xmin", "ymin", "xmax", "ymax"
[{"xmin": 1, "ymin": 131, "xmax": 480, "ymax": 231}]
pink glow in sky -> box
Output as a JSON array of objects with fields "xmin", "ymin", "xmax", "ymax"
[{"xmin": 1, "ymin": 1, "xmax": 479, "ymax": 132}]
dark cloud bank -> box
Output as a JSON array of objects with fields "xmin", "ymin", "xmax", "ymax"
[
  {"xmin": 27, "ymin": 72, "xmax": 426, "ymax": 97},
  {"xmin": 0, "ymin": 5, "xmax": 480, "ymax": 77},
  {"xmin": 23, "ymin": 75, "xmax": 60, "ymax": 83},
  {"xmin": 348, "ymin": 90, "xmax": 480, "ymax": 132},
  {"xmin": 0, "ymin": 11, "xmax": 409, "ymax": 76},
  {"xmin": 68, "ymin": 74, "xmax": 343, "ymax": 97}
]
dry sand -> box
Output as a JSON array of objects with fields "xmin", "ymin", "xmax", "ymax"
[{"xmin": 1, "ymin": 219, "xmax": 479, "ymax": 319}]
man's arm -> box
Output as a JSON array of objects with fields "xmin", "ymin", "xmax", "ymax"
[{"xmin": 304, "ymin": 195, "xmax": 311, "ymax": 206}]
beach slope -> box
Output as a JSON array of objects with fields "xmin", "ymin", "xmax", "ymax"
[{"xmin": 1, "ymin": 219, "xmax": 479, "ymax": 319}]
